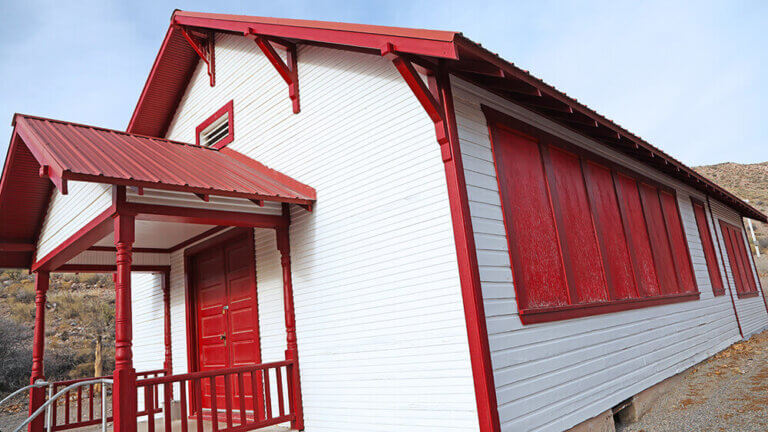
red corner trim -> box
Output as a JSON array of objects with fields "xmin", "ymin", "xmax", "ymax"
[
  {"xmin": 195, "ymin": 100, "xmax": 234, "ymax": 148},
  {"xmin": 432, "ymin": 67, "xmax": 501, "ymax": 432},
  {"xmin": 708, "ymin": 196, "xmax": 743, "ymax": 338}
]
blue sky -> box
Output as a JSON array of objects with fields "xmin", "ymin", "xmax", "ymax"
[{"xmin": 1, "ymin": 0, "xmax": 766, "ymax": 167}]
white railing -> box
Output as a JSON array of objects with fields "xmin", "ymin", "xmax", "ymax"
[{"xmin": 14, "ymin": 378, "xmax": 113, "ymax": 432}]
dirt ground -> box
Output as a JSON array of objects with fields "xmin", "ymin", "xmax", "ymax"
[{"xmin": 618, "ymin": 329, "xmax": 768, "ymax": 432}]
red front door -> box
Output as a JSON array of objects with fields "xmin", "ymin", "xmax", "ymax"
[{"xmin": 190, "ymin": 231, "xmax": 261, "ymax": 415}]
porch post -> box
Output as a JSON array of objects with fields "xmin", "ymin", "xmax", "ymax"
[
  {"xmin": 162, "ymin": 269, "xmax": 173, "ymax": 375},
  {"xmin": 276, "ymin": 228, "xmax": 304, "ymax": 430},
  {"xmin": 113, "ymin": 214, "xmax": 137, "ymax": 432},
  {"xmin": 28, "ymin": 270, "xmax": 49, "ymax": 432}
]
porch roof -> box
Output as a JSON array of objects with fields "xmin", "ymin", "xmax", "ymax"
[{"xmin": 0, "ymin": 114, "xmax": 316, "ymax": 267}]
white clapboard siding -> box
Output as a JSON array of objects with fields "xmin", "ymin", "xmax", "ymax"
[
  {"xmin": 710, "ymin": 198, "xmax": 768, "ymax": 337},
  {"xmin": 161, "ymin": 34, "xmax": 478, "ymax": 432},
  {"xmin": 36, "ymin": 181, "xmax": 112, "ymax": 259},
  {"xmin": 126, "ymin": 188, "xmax": 283, "ymax": 215},
  {"xmin": 131, "ymin": 272, "xmax": 166, "ymax": 413},
  {"xmin": 66, "ymin": 250, "xmax": 171, "ymax": 266},
  {"xmin": 450, "ymin": 76, "xmax": 760, "ymax": 432}
]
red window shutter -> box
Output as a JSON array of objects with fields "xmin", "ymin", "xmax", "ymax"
[
  {"xmin": 615, "ymin": 175, "xmax": 661, "ymax": 297},
  {"xmin": 659, "ymin": 192, "xmax": 697, "ymax": 293},
  {"xmin": 491, "ymin": 126, "xmax": 569, "ymax": 309},
  {"xmin": 692, "ymin": 202, "xmax": 724, "ymax": 294},
  {"xmin": 720, "ymin": 221, "xmax": 754, "ymax": 294},
  {"xmin": 583, "ymin": 162, "xmax": 638, "ymax": 300},
  {"xmin": 545, "ymin": 147, "xmax": 609, "ymax": 304},
  {"xmin": 638, "ymin": 183, "xmax": 679, "ymax": 295},
  {"xmin": 733, "ymin": 227, "xmax": 758, "ymax": 293}
]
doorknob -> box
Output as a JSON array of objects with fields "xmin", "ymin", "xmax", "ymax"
[{"xmin": 219, "ymin": 335, "xmax": 226, "ymax": 340}]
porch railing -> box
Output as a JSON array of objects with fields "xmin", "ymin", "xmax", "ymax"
[
  {"xmin": 136, "ymin": 360, "xmax": 296, "ymax": 432},
  {"xmin": 48, "ymin": 369, "xmax": 167, "ymax": 431}
]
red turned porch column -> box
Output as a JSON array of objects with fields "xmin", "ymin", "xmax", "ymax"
[
  {"xmin": 28, "ymin": 270, "xmax": 49, "ymax": 432},
  {"xmin": 113, "ymin": 214, "xmax": 137, "ymax": 432},
  {"xmin": 162, "ymin": 270, "xmax": 172, "ymax": 376},
  {"xmin": 276, "ymin": 228, "xmax": 304, "ymax": 430}
]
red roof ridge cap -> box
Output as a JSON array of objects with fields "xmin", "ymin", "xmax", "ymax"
[{"xmin": 173, "ymin": 10, "xmax": 459, "ymax": 42}]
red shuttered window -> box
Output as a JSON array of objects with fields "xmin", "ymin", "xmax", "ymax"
[
  {"xmin": 485, "ymin": 107, "xmax": 699, "ymax": 324},
  {"xmin": 691, "ymin": 200, "xmax": 725, "ymax": 296},
  {"xmin": 719, "ymin": 221, "xmax": 759, "ymax": 298}
]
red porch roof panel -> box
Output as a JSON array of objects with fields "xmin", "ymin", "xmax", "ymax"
[{"xmin": 12, "ymin": 114, "xmax": 316, "ymax": 204}]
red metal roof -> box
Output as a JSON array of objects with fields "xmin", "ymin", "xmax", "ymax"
[
  {"xmin": 0, "ymin": 114, "xmax": 315, "ymax": 267},
  {"xmin": 13, "ymin": 114, "xmax": 316, "ymax": 203},
  {"xmin": 126, "ymin": 10, "xmax": 766, "ymax": 223}
]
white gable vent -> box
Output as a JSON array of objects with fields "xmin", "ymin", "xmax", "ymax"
[{"xmin": 195, "ymin": 101, "xmax": 234, "ymax": 149}]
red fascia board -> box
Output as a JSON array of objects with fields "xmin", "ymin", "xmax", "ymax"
[
  {"xmin": 31, "ymin": 206, "xmax": 116, "ymax": 272},
  {"xmin": 127, "ymin": 25, "xmax": 176, "ymax": 135},
  {"xmin": 172, "ymin": 12, "xmax": 459, "ymax": 59},
  {"xmin": 63, "ymin": 171, "xmax": 313, "ymax": 205}
]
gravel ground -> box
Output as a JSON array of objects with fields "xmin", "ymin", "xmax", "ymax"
[{"xmin": 618, "ymin": 329, "xmax": 768, "ymax": 432}]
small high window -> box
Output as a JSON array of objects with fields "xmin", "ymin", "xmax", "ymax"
[{"xmin": 196, "ymin": 100, "xmax": 234, "ymax": 149}]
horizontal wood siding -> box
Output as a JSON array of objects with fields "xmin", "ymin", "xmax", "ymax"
[
  {"xmin": 126, "ymin": 188, "xmax": 283, "ymax": 215},
  {"xmin": 451, "ymin": 76, "xmax": 760, "ymax": 431},
  {"xmin": 162, "ymin": 34, "xmax": 477, "ymax": 431},
  {"xmin": 35, "ymin": 181, "xmax": 112, "ymax": 259},
  {"xmin": 131, "ymin": 272, "xmax": 166, "ymax": 413},
  {"xmin": 710, "ymin": 199, "xmax": 768, "ymax": 337}
]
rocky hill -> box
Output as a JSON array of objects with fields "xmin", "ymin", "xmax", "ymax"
[
  {"xmin": 0, "ymin": 271, "xmax": 114, "ymax": 397},
  {"xmin": 694, "ymin": 161, "xmax": 768, "ymax": 248}
]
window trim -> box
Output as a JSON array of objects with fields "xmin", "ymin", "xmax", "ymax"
[
  {"xmin": 482, "ymin": 105, "xmax": 700, "ymax": 324},
  {"xmin": 690, "ymin": 197, "xmax": 726, "ymax": 296},
  {"xmin": 195, "ymin": 100, "xmax": 234, "ymax": 149}
]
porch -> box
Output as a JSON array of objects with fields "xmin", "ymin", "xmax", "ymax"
[{"xmin": 0, "ymin": 116, "xmax": 317, "ymax": 432}]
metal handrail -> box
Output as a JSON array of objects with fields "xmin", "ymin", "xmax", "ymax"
[
  {"xmin": 0, "ymin": 380, "xmax": 50, "ymax": 409},
  {"xmin": 14, "ymin": 378, "xmax": 114, "ymax": 432}
]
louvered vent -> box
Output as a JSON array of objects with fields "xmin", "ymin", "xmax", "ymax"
[{"xmin": 199, "ymin": 112, "xmax": 230, "ymax": 147}]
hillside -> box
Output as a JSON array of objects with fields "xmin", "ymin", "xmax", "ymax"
[
  {"xmin": 694, "ymin": 161, "xmax": 768, "ymax": 289},
  {"xmin": 0, "ymin": 271, "xmax": 114, "ymax": 398},
  {"xmin": 694, "ymin": 161, "xmax": 768, "ymax": 248}
]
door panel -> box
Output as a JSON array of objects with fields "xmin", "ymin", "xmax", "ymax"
[{"xmin": 191, "ymin": 232, "xmax": 261, "ymax": 415}]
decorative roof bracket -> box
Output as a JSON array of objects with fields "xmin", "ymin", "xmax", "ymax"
[
  {"xmin": 178, "ymin": 26, "xmax": 215, "ymax": 86},
  {"xmin": 246, "ymin": 30, "xmax": 300, "ymax": 114},
  {"xmin": 382, "ymin": 44, "xmax": 451, "ymax": 161}
]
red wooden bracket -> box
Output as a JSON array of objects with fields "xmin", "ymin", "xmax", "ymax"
[
  {"xmin": 250, "ymin": 199, "xmax": 265, "ymax": 207},
  {"xmin": 246, "ymin": 30, "xmax": 300, "ymax": 114},
  {"xmin": 178, "ymin": 26, "xmax": 215, "ymax": 86},
  {"xmin": 384, "ymin": 44, "xmax": 450, "ymax": 160},
  {"xmin": 194, "ymin": 193, "xmax": 210, "ymax": 202}
]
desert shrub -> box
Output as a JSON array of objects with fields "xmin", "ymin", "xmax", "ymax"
[{"xmin": 0, "ymin": 316, "xmax": 32, "ymax": 394}]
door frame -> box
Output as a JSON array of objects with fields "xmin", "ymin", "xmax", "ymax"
[{"xmin": 183, "ymin": 227, "xmax": 263, "ymax": 397}]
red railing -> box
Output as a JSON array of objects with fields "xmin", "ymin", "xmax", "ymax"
[
  {"xmin": 49, "ymin": 369, "xmax": 167, "ymax": 431},
  {"xmin": 136, "ymin": 360, "xmax": 296, "ymax": 432}
]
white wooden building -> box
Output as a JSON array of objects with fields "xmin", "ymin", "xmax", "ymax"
[{"xmin": 1, "ymin": 11, "xmax": 766, "ymax": 432}]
